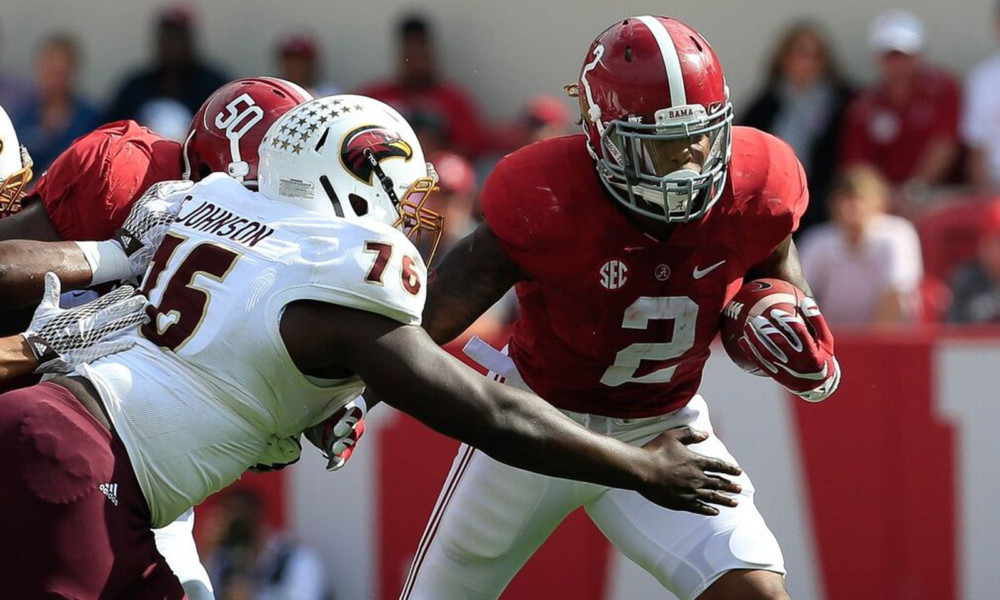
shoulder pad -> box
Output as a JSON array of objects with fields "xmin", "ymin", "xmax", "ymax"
[{"xmin": 296, "ymin": 219, "xmax": 427, "ymax": 326}]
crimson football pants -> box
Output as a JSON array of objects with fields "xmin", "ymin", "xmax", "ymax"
[{"xmin": 0, "ymin": 382, "xmax": 187, "ymax": 600}]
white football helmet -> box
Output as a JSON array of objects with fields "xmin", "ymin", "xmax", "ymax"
[
  {"xmin": 0, "ymin": 104, "xmax": 33, "ymax": 218},
  {"xmin": 258, "ymin": 94, "xmax": 443, "ymax": 260}
]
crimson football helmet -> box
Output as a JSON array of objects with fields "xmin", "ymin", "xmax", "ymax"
[
  {"xmin": 183, "ymin": 77, "xmax": 313, "ymax": 186},
  {"xmin": 577, "ymin": 16, "xmax": 733, "ymax": 223}
]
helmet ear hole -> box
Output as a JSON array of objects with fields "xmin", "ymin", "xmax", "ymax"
[{"xmin": 348, "ymin": 194, "xmax": 369, "ymax": 217}]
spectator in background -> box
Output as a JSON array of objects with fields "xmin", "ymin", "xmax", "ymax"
[
  {"xmin": 947, "ymin": 218, "xmax": 1000, "ymax": 323},
  {"xmin": 741, "ymin": 22, "xmax": 852, "ymax": 232},
  {"xmin": 106, "ymin": 5, "xmax": 227, "ymax": 122},
  {"xmin": 276, "ymin": 32, "xmax": 339, "ymax": 98},
  {"xmin": 12, "ymin": 34, "xmax": 98, "ymax": 172},
  {"xmin": 358, "ymin": 14, "xmax": 488, "ymax": 158},
  {"xmin": 962, "ymin": 2, "xmax": 1000, "ymax": 191},
  {"xmin": 492, "ymin": 94, "xmax": 573, "ymax": 153},
  {"xmin": 205, "ymin": 490, "xmax": 330, "ymax": 600},
  {"xmin": 0, "ymin": 24, "xmax": 33, "ymax": 119},
  {"xmin": 799, "ymin": 165, "xmax": 923, "ymax": 326},
  {"xmin": 840, "ymin": 10, "xmax": 961, "ymax": 190}
]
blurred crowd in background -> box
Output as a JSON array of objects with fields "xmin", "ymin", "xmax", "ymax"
[{"xmin": 9, "ymin": 5, "xmax": 1000, "ymax": 335}]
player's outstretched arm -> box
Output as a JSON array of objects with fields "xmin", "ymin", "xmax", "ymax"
[
  {"xmin": 283, "ymin": 301, "xmax": 743, "ymax": 515},
  {"xmin": 0, "ymin": 240, "xmax": 95, "ymax": 307},
  {"xmin": 422, "ymin": 221, "xmax": 524, "ymax": 344},
  {"xmin": 0, "ymin": 181, "xmax": 192, "ymax": 308}
]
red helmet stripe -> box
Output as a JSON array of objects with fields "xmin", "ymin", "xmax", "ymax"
[{"xmin": 636, "ymin": 16, "xmax": 687, "ymax": 106}]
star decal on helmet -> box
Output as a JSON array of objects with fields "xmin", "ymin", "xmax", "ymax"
[{"xmin": 339, "ymin": 125, "xmax": 414, "ymax": 185}]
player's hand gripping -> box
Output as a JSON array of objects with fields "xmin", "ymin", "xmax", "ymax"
[
  {"xmin": 738, "ymin": 297, "xmax": 841, "ymax": 402},
  {"xmin": 22, "ymin": 272, "xmax": 149, "ymax": 373},
  {"xmin": 112, "ymin": 181, "xmax": 194, "ymax": 283},
  {"xmin": 636, "ymin": 427, "xmax": 743, "ymax": 515},
  {"xmin": 304, "ymin": 397, "xmax": 367, "ymax": 471}
]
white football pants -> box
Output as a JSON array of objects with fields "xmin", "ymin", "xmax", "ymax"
[{"xmin": 400, "ymin": 338, "xmax": 784, "ymax": 600}]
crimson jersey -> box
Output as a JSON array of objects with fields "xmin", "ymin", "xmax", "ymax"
[
  {"xmin": 28, "ymin": 121, "xmax": 182, "ymax": 241},
  {"xmin": 480, "ymin": 127, "xmax": 808, "ymax": 417}
]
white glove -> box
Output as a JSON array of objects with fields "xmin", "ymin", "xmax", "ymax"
[
  {"xmin": 112, "ymin": 180, "xmax": 194, "ymax": 283},
  {"xmin": 304, "ymin": 397, "xmax": 367, "ymax": 471},
  {"xmin": 22, "ymin": 272, "xmax": 149, "ymax": 373}
]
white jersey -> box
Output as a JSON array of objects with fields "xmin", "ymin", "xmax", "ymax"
[{"xmin": 78, "ymin": 174, "xmax": 426, "ymax": 527}]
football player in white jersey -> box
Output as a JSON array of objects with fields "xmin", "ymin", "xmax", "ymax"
[{"xmin": 0, "ymin": 96, "xmax": 742, "ymax": 599}]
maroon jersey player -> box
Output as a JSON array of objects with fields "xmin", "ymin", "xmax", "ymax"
[{"xmin": 402, "ymin": 15, "xmax": 839, "ymax": 600}]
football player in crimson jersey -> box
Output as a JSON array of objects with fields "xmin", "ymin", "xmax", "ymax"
[
  {"xmin": 0, "ymin": 78, "xmax": 315, "ymax": 600},
  {"xmin": 401, "ymin": 16, "xmax": 839, "ymax": 600}
]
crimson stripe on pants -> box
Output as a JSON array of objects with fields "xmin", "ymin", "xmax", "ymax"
[{"xmin": 399, "ymin": 444, "xmax": 477, "ymax": 599}]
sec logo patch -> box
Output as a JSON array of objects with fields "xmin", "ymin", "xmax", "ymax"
[{"xmin": 600, "ymin": 259, "xmax": 628, "ymax": 290}]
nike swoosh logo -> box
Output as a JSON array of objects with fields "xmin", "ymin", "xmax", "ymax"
[{"xmin": 692, "ymin": 260, "xmax": 726, "ymax": 279}]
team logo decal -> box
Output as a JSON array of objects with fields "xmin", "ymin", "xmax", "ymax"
[
  {"xmin": 655, "ymin": 264, "xmax": 671, "ymax": 281},
  {"xmin": 600, "ymin": 259, "xmax": 629, "ymax": 290},
  {"xmin": 340, "ymin": 125, "xmax": 413, "ymax": 185}
]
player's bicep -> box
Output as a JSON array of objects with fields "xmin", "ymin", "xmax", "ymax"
[
  {"xmin": 424, "ymin": 221, "xmax": 525, "ymax": 344},
  {"xmin": 282, "ymin": 301, "xmax": 496, "ymax": 432}
]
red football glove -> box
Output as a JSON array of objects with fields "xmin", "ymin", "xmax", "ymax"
[
  {"xmin": 737, "ymin": 297, "xmax": 841, "ymax": 402},
  {"xmin": 304, "ymin": 397, "xmax": 367, "ymax": 471}
]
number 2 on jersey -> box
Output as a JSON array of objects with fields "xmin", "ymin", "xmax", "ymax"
[
  {"xmin": 600, "ymin": 296, "xmax": 699, "ymax": 387},
  {"xmin": 140, "ymin": 233, "xmax": 241, "ymax": 351}
]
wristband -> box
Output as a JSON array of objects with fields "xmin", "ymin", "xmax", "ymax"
[{"xmin": 75, "ymin": 240, "xmax": 132, "ymax": 285}]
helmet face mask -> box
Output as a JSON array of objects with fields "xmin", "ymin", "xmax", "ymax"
[
  {"xmin": 597, "ymin": 102, "xmax": 733, "ymax": 223},
  {"xmin": 0, "ymin": 108, "xmax": 33, "ymax": 219},
  {"xmin": 394, "ymin": 174, "xmax": 445, "ymax": 264},
  {"xmin": 578, "ymin": 15, "xmax": 733, "ymax": 224},
  {"xmin": 258, "ymin": 95, "xmax": 445, "ymax": 264}
]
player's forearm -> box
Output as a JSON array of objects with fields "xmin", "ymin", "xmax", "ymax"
[
  {"xmin": 0, "ymin": 335, "xmax": 37, "ymax": 380},
  {"xmin": 748, "ymin": 236, "xmax": 814, "ymax": 297},
  {"xmin": 0, "ymin": 241, "xmax": 93, "ymax": 307},
  {"xmin": 369, "ymin": 334, "xmax": 650, "ymax": 491}
]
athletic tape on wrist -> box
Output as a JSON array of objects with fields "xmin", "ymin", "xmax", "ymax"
[{"xmin": 75, "ymin": 240, "xmax": 132, "ymax": 285}]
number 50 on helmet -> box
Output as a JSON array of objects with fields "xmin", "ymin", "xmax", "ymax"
[
  {"xmin": 575, "ymin": 16, "xmax": 733, "ymax": 224},
  {"xmin": 257, "ymin": 95, "xmax": 443, "ymax": 261}
]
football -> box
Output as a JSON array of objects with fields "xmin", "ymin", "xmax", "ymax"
[{"xmin": 719, "ymin": 278, "xmax": 807, "ymax": 375}]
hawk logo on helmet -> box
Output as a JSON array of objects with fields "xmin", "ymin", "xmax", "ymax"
[{"xmin": 340, "ymin": 125, "xmax": 413, "ymax": 185}]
